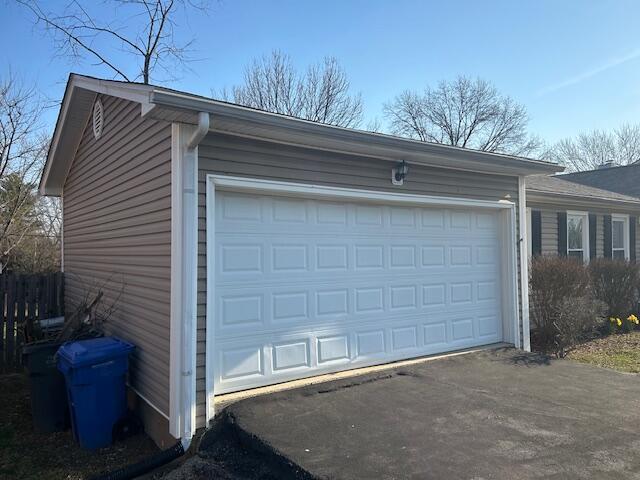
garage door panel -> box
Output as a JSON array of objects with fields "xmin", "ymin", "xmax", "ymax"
[
  {"xmin": 216, "ymin": 239, "xmax": 499, "ymax": 281},
  {"xmin": 213, "ymin": 191, "xmax": 504, "ymax": 394},
  {"xmin": 215, "ymin": 304, "xmax": 502, "ymax": 343},
  {"xmin": 217, "ymin": 192, "xmax": 500, "ymax": 236},
  {"xmin": 214, "ymin": 309, "xmax": 502, "ymax": 393},
  {"xmin": 215, "ymin": 280, "xmax": 501, "ymax": 337}
]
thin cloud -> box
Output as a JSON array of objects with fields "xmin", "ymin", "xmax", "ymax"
[{"xmin": 538, "ymin": 48, "xmax": 640, "ymax": 96}]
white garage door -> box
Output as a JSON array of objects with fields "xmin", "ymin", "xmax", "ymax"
[{"xmin": 212, "ymin": 190, "xmax": 504, "ymax": 394}]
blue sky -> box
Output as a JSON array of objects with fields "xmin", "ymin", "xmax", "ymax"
[{"xmin": 2, "ymin": 0, "xmax": 639, "ymax": 143}]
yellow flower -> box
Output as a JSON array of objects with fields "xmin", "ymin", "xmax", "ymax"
[
  {"xmin": 628, "ymin": 314, "xmax": 638, "ymax": 322},
  {"xmin": 610, "ymin": 317, "xmax": 617, "ymax": 323},
  {"xmin": 617, "ymin": 319, "xmax": 623, "ymax": 327}
]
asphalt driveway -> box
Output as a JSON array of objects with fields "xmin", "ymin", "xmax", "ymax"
[{"xmin": 198, "ymin": 348, "xmax": 640, "ymax": 480}]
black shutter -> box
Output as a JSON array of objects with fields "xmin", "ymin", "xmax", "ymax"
[
  {"xmin": 630, "ymin": 216, "xmax": 636, "ymax": 263},
  {"xmin": 558, "ymin": 212, "xmax": 567, "ymax": 256},
  {"xmin": 603, "ymin": 214, "xmax": 612, "ymax": 259},
  {"xmin": 531, "ymin": 210, "xmax": 542, "ymax": 256},
  {"xmin": 589, "ymin": 213, "xmax": 597, "ymax": 260}
]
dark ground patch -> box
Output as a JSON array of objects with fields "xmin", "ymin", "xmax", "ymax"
[{"xmin": 0, "ymin": 373, "xmax": 158, "ymax": 480}]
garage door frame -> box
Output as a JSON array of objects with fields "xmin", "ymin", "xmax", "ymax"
[{"xmin": 205, "ymin": 174, "xmax": 520, "ymax": 423}]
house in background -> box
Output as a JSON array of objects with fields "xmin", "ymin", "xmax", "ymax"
[
  {"xmin": 39, "ymin": 74, "xmax": 560, "ymax": 448},
  {"xmin": 561, "ymin": 163, "xmax": 640, "ymax": 199},
  {"xmin": 525, "ymin": 174, "xmax": 640, "ymax": 261}
]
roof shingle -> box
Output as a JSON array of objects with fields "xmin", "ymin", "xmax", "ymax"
[
  {"xmin": 559, "ymin": 164, "xmax": 640, "ymax": 198},
  {"xmin": 526, "ymin": 174, "xmax": 640, "ymax": 204}
]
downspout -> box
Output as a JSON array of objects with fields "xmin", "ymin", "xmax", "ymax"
[
  {"xmin": 179, "ymin": 110, "xmax": 211, "ymax": 452},
  {"xmin": 188, "ymin": 111, "xmax": 210, "ymax": 149},
  {"xmin": 518, "ymin": 176, "xmax": 531, "ymax": 351}
]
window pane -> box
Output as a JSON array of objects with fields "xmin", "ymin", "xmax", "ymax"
[
  {"xmin": 568, "ymin": 216, "xmax": 583, "ymax": 250},
  {"xmin": 613, "ymin": 249, "xmax": 626, "ymax": 260},
  {"xmin": 612, "ymin": 220, "xmax": 624, "ymax": 249},
  {"xmin": 568, "ymin": 250, "xmax": 584, "ymax": 261}
]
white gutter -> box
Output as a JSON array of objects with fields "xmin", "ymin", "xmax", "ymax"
[
  {"xmin": 170, "ymin": 111, "xmax": 210, "ymax": 451},
  {"xmin": 148, "ymin": 89, "xmax": 563, "ymax": 177}
]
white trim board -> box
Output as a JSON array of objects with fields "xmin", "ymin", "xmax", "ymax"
[
  {"xmin": 204, "ymin": 174, "xmax": 521, "ymax": 425},
  {"xmin": 518, "ymin": 177, "xmax": 530, "ymax": 351},
  {"xmin": 128, "ymin": 383, "xmax": 170, "ymax": 421},
  {"xmin": 207, "ymin": 175, "xmax": 516, "ymax": 210}
]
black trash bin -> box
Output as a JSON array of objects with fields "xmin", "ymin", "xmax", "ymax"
[{"xmin": 22, "ymin": 341, "xmax": 70, "ymax": 433}]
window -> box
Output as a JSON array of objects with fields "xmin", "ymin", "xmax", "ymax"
[
  {"xmin": 611, "ymin": 215, "xmax": 629, "ymax": 260},
  {"xmin": 567, "ymin": 212, "xmax": 588, "ymax": 261}
]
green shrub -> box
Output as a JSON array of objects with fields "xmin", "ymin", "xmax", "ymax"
[
  {"xmin": 529, "ymin": 256, "xmax": 605, "ymax": 356},
  {"xmin": 589, "ymin": 259, "xmax": 640, "ymax": 319}
]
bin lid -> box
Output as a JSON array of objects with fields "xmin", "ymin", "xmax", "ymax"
[{"xmin": 57, "ymin": 337, "xmax": 134, "ymax": 367}]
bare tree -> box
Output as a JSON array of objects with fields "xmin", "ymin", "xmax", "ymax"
[
  {"xmin": 0, "ymin": 75, "xmax": 44, "ymax": 182},
  {"xmin": 383, "ymin": 76, "xmax": 541, "ymax": 156},
  {"xmin": 0, "ymin": 75, "xmax": 57, "ymax": 273},
  {"xmin": 18, "ymin": 0, "xmax": 207, "ymax": 84},
  {"xmin": 222, "ymin": 51, "xmax": 363, "ymax": 128},
  {"xmin": 548, "ymin": 124, "xmax": 640, "ymax": 171},
  {"xmin": 1, "ymin": 173, "xmax": 39, "ymax": 272}
]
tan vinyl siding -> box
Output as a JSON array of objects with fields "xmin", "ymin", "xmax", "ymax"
[
  {"xmin": 637, "ymin": 220, "xmax": 640, "ymax": 261},
  {"xmin": 538, "ymin": 209, "xmax": 558, "ymax": 255},
  {"xmin": 196, "ymin": 132, "xmax": 521, "ymax": 428},
  {"xmin": 63, "ymin": 95, "xmax": 172, "ymax": 418},
  {"xmin": 597, "ymin": 214, "xmax": 604, "ymax": 258}
]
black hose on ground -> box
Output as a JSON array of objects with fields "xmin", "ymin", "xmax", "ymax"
[{"xmin": 89, "ymin": 441, "xmax": 186, "ymax": 480}]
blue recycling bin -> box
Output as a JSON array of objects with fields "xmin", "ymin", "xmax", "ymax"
[{"xmin": 57, "ymin": 337, "xmax": 135, "ymax": 450}]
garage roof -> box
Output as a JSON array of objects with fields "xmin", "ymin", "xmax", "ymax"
[{"xmin": 40, "ymin": 74, "xmax": 563, "ymax": 196}]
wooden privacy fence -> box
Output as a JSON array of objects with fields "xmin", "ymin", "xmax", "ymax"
[{"xmin": 0, "ymin": 273, "xmax": 64, "ymax": 372}]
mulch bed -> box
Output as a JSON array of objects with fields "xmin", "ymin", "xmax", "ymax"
[
  {"xmin": 0, "ymin": 373, "xmax": 158, "ymax": 480},
  {"xmin": 568, "ymin": 331, "xmax": 640, "ymax": 373}
]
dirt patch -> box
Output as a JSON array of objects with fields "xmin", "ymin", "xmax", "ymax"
[
  {"xmin": 0, "ymin": 373, "xmax": 158, "ymax": 479},
  {"xmin": 568, "ymin": 332, "xmax": 640, "ymax": 373},
  {"xmin": 156, "ymin": 411, "xmax": 311, "ymax": 480}
]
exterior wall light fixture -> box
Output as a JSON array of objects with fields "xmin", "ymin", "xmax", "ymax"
[{"xmin": 392, "ymin": 160, "xmax": 409, "ymax": 186}]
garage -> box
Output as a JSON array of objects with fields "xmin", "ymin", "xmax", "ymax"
[
  {"xmin": 208, "ymin": 176, "xmax": 516, "ymax": 394},
  {"xmin": 43, "ymin": 75, "xmax": 565, "ymax": 444}
]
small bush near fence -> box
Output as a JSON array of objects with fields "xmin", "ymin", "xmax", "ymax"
[
  {"xmin": 0, "ymin": 273, "xmax": 64, "ymax": 372},
  {"xmin": 529, "ymin": 256, "xmax": 606, "ymax": 357}
]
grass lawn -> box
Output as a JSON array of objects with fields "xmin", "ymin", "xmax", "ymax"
[
  {"xmin": 0, "ymin": 373, "xmax": 158, "ymax": 480},
  {"xmin": 568, "ymin": 331, "xmax": 640, "ymax": 373}
]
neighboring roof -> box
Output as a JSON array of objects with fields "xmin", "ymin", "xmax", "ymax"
[
  {"xmin": 560, "ymin": 163, "xmax": 640, "ymax": 199},
  {"xmin": 40, "ymin": 74, "xmax": 562, "ymax": 196},
  {"xmin": 526, "ymin": 174, "xmax": 640, "ymax": 209}
]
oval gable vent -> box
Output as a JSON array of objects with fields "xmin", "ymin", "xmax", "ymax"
[{"xmin": 92, "ymin": 99, "xmax": 104, "ymax": 140}]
